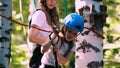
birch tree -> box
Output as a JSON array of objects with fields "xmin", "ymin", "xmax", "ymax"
[
  {"xmin": 75, "ymin": 0, "xmax": 107, "ymax": 68},
  {"xmin": 0, "ymin": 0, "xmax": 12, "ymax": 68}
]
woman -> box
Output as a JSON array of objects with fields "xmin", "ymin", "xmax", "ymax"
[
  {"xmin": 40, "ymin": 13, "xmax": 84, "ymax": 68},
  {"xmin": 28, "ymin": 0, "xmax": 60, "ymax": 68}
]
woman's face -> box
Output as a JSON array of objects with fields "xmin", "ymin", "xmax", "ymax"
[
  {"xmin": 65, "ymin": 28, "xmax": 78, "ymax": 42},
  {"xmin": 46, "ymin": 0, "xmax": 58, "ymax": 9}
]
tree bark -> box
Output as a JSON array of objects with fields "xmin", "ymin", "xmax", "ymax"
[
  {"xmin": 75, "ymin": 0, "xmax": 107, "ymax": 68},
  {"xmin": 0, "ymin": 0, "xmax": 12, "ymax": 68}
]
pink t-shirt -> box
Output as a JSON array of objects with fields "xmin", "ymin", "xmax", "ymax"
[{"xmin": 31, "ymin": 10, "xmax": 53, "ymax": 38}]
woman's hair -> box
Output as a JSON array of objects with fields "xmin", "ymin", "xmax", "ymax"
[{"xmin": 37, "ymin": 0, "xmax": 60, "ymax": 31}]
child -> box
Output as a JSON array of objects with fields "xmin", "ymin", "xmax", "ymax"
[{"xmin": 39, "ymin": 13, "xmax": 84, "ymax": 68}]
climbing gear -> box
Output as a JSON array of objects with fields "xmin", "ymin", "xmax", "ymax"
[
  {"xmin": 0, "ymin": 14, "xmax": 104, "ymax": 39},
  {"xmin": 63, "ymin": 13, "xmax": 84, "ymax": 33},
  {"xmin": 49, "ymin": 31, "xmax": 59, "ymax": 68}
]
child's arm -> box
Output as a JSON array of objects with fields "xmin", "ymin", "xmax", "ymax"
[
  {"xmin": 53, "ymin": 46, "xmax": 74, "ymax": 64},
  {"xmin": 57, "ymin": 50, "xmax": 74, "ymax": 64}
]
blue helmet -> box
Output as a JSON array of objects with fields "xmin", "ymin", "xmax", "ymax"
[{"xmin": 63, "ymin": 13, "xmax": 84, "ymax": 33}]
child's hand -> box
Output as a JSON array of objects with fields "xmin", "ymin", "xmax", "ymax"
[{"xmin": 58, "ymin": 32, "xmax": 64, "ymax": 38}]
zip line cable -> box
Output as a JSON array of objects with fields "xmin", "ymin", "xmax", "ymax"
[
  {"xmin": 84, "ymin": 27, "xmax": 105, "ymax": 39},
  {"xmin": 0, "ymin": 14, "xmax": 52, "ymax": 33},
  {"xmin": 0, "ymin": 14, "xmax": 104, "ymax": 39}
]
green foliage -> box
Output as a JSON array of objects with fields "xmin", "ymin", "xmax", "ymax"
[
  {"xmin": 58, "ymin": 0, "xmax": 75, "ymax": 19},
  {"xmin": 10, "ymin": 0, "xmax": 120, "ymax": 68},
  {"xmin": 99, "ymin": 0, "xmax": 120, "ymax": 67},
  {"xmin": 103, "ymin": 0, "xmax": 120, "ymax": 44},
  {"xmin": 12, "ymin": 0, "xmax": 29, "ymax": 23},
  {"xmin": 104, "ymin": 49, "xmax": 120, "ymax": 68},
  {"xmin": 67, "ymin": 53, "xmax": 75, "ymax": 68},
  {"xmin": 10, "ymin": 0, "xmax": 30, "ymax": 68}
]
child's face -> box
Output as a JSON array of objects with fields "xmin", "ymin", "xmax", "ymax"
[{"xmin": 65, "ymin": 28, "xmax": 78, "ymax": 42}]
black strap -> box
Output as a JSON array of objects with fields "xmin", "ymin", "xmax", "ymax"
[{"xmin": 49, "ymin": 32, "xmax": 59, "ymax": 68}]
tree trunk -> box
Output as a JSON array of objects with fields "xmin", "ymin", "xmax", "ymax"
[
  {"xmin": 0, "ymin": 0, "xmax": 12, "ymax": 68},
  {"xmin": 75, "ymin": 0, "xmax": 107, "ymax": 68}
]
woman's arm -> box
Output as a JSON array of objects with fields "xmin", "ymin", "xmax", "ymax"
[{"xmin": 28, "ymin": 24, "xmax": 46, "ymax": 44}]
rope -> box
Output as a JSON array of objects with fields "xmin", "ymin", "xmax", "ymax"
[
  {"xmin": 0, "ymin": 14, "xmax": 52, "ymax": 33},
  {"xmin": 0, "ymin": 14, "xmax": 105, "ymax": 39},
  {"xmin": 84, "ymin": 27, "xmax": 105, "ymax": 39},
  {"xmin": 49, "ymin": 33, "xmax": 59, "ymax": 68}
]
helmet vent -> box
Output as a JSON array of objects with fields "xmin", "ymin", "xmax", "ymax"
[
  {"xmin": 67, "ymin": 21, "xmax": 70, "ymax": 25},
  {"xmin": 75, "ymin": 25, "xmax": 81, "ymax": 29}
]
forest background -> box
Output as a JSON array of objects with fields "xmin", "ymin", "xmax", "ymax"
[{"xmin": 10, "ymin": 0, "xmax": 120, "ymax": 68}]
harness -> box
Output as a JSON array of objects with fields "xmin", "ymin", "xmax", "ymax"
[{"xmin": 49, "ymin": 25, "xmax": 75, "ymax": 68}]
